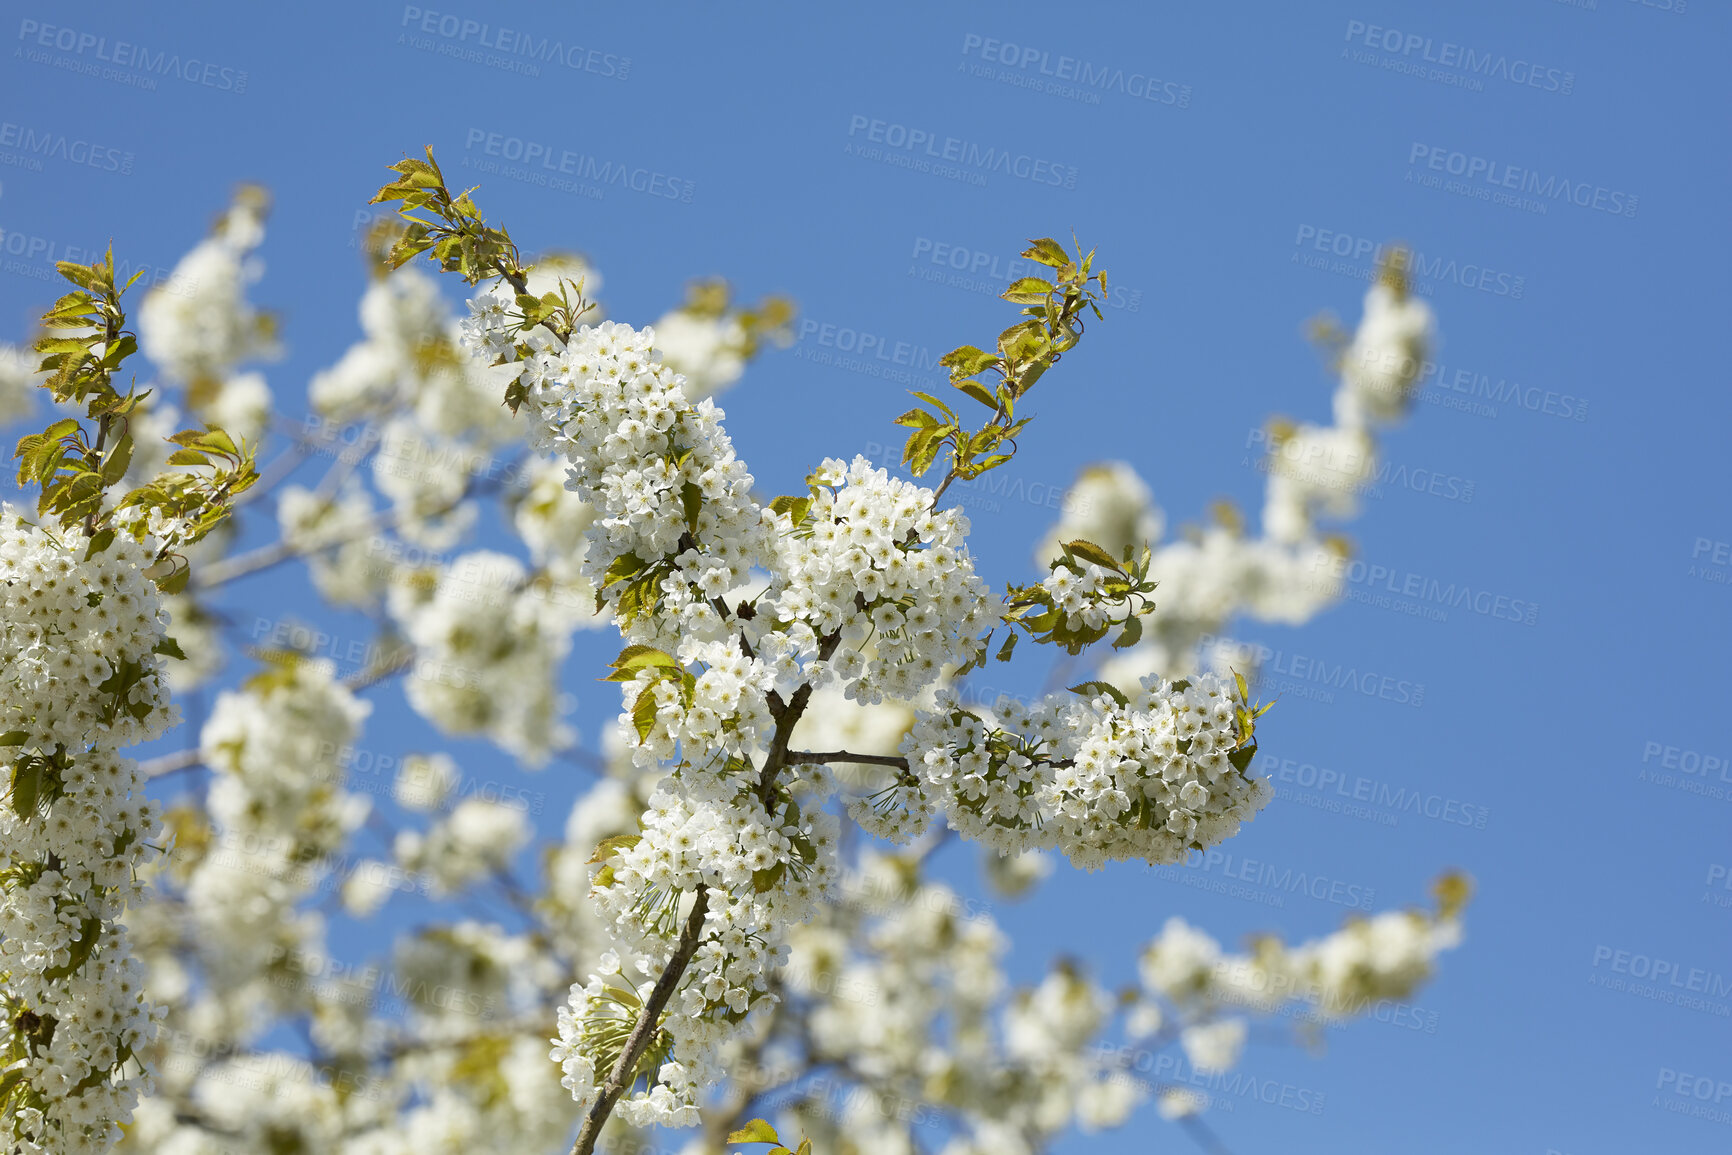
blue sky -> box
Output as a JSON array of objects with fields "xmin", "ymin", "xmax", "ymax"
[{"xmin": 2, "ymin": 1, "xmax": 1729, "ymax": 1152}]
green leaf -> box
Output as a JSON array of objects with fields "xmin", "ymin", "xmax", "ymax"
[
  {"xmin": 1228, "ymin": 743, "xmax": 1258, "ymax": 774},
  {"xmin": 681, "ymin": 481, "xmax": 703, "ymax": 535},
  {"xmin": 953, "ymin": 379, "xmax": 999, "ymax": 410},
  {"xmin": 768, "ymin": 495, "xmax": 812, "ymax": 524},
  {"xmin": 55, "ymin": 261, "xmax": 97, "ymax": 289},
  {"xmin": 995, "ymin": 631, "xmax": 1018, "ymax": 661},
  {"xmin": 939, "ymin": 344, "xmax": 1001, "ymax": 380},
  {"xmin": 602, "ymin": 552, "xmax": 647, "ymax": 588},
  {"xmin": 909, "ymin": 391, "xmax": 957, "ymax": 421},
  {"xmin": 893, "ymin": 407, "xmax": 939, "ymax": 429},
  {"xmin": 155, "ymin": 561, "xmax": 192, "ymax": 595},
  {"xmin": 196, "ymin": 427, "xmax": 238, "ymax": 457},
  {"xmin": 587, "ymin": 834, "xmax": 641, "ymax": 865},
  {"xmin": 902, "ymin": 423, "xmax": 948, "ymax": 474},
  {"xmin": 606, "ymin": 645, "xmax": 679, "ymax": 679},
  {"xmin": 751, "ymin": 861, "xmax": 786, "ymax": 894},
  {"xmin": 82, "ymin": 527, "xmax": 116, "ymax": 561},
  {"xmin": 1002, "ymin": 276, "xmax": 1056, "ymax": 304},
  {"xmin": 1113, "ymin": 614, "xmax": 1143, "ymax": 649},
  {"xmin": 1022, "ymin": 238, "xmax": 1072, "ymax": 268},
  {"xmin": 727, "ymin": 1119, "xmax": 782, "ymax": 1145},
  {"xmin": 10, "ymin": 757, "xmax": 46, "ymax": 818},
  {"xmin": 100, "ymin": 433, "xmax": 133, "ymax": 484},
  {"xmin": 41, "ymin": 916, "xmax": 101, "ymax": 981},
  {"xmin": 631, "ymin": 685, "xmax": 660, "ymax": 741},
  {"xmin": 0, "ymin": 731, "xmax": 29, "ymax": 746},
  {"xmin": 1068, "ymin": 681, "xmax": 1129, "ymax": 708},
  {"xmin": 1063, "ymin": 539, "xmax": 1120, "ymax": 571}
]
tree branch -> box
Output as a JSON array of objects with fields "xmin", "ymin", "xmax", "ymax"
[
  {"xmin": 568, "ymin": 885, "xmax": 710, "ymax": 1155},
  {"xmin": 568, "ymin": 628, "xmax": 843, "ymax": 1154},
  {"xmin": 141, "ymin": 747, "xmax": 205, "ymax": 781},
  {"xmin": 786, "ymin": 750, "xmax": 910, "ymax": 771}
]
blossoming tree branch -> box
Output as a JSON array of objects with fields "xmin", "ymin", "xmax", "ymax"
[{"xmin": 0, "ymin": 148, "xmax": 1467, "ymax": 1155}]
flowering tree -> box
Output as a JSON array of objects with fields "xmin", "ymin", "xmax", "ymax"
[{"xmin": 0, "ymin": 151, "xmax": 1467, "ymax": 1155}]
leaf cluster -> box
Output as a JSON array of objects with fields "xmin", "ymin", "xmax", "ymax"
[
  {"xmin": 994, "ymin": 538, "xmax": 1156, "ymax": 659},
  {"xmin": 896, "ymin": 237, "xmax": 1107, "ymax": 489},
  {"xmin": 371, "ymin": 148, "xmax": 597, "ymax": 414},
  {"xmin": 370, "ymin": 147, "xmax": 526, "ymax": 287},
  {"xmin": 603, "ymin": 644, "xmax": 696, "ymax": 745},
  {"xmin": 11, "ymin": 254, "xmax": 259, "ymax": 590}
]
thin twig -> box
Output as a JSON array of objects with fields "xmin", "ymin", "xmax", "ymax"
[
  {"xmin": 140, "ymin": 747, "xmax": 205, "ymax": 781},
  {"xmin": 785, "ymin": 750, "xmax": 910, "ymax": 771}
]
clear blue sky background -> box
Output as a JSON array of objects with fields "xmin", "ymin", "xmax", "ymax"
[{"xmin": 2, "ymin": 2, "xmax": 1728, "ymax": 1152}]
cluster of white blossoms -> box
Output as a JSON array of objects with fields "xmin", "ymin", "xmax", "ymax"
[
  {"xmin": 370, "ymin": 417, "xmax": 481, "ymax": 551},
  {"xmin": 1116, "ymin": 898, "xmax": 1464, "ymax": 1100},
  {"xmin": 452, "ymin": 261, "xmax": 1304, "ymax": 1135},
  {"xmin": 761, "ymin": 456, "xmax": 995, "ymax": 705},
  {"xmin": 394, "ymin": 797, "xmax": 532, "ymax": 897},
  {"xmin": 893, "ymin": 673, "xmax": 1270, "ymax": 870},
  {"xmin": 2, "ymin": 179, "xmax": 1464, "ymax": 1155},
  {"xmin": 136, "ymin": 188, "xmax": 280, "ymax": 445},
  {"xmin": 0, "ymin": 511, "xmax": 175, "ymax": 1155},
  {"xmin": 310, "ymin": 264, "xmax": 523, "ymax": 449},
  {"xmin": 772, "ymin": 850, "xmax": 1142, "ymax": 1155},
  {"xmin": 555, "ymin": 776, "xmax": 843, "ymax": 1126},
  {"xmin": 509, "ymin": 455, "xmax": 600, "ymax": 591},
  {"xmin": 0, "ymin": 344, "xmax": 44, "ymax": 428},
  {"xmin": 185, "ymin": 661, "xmax": 370, "ymax": 1007},
  {"xmin": 1263, "ymin": 277, "xmax": 1435, "ymax": 542},
  {"xmin": 646, "ymin": 308, "xmax": 749, "ymax": 401},
  {"xmin": 1140, "ymin": 905, "xmax": 1462, "ymax": 1025},
  {"xmin": 1039, "ymin": 278, "xmax": 1434, "ymax": 684},
  {"xmin": 495, "ymin": 309, "xmax": 774, "ymax": 635},
  {"xmin": 274, "ymin": 481, "xmax": 386, "ymax": 608},
  {"xmin": 385, "ymin": 550, "xmax": 576, "ymax": 763},
  {"xmin": 459, "ymin": 291, "xmax": 895, "ymax": 1127}
]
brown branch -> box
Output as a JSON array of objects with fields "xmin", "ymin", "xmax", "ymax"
[
  {"xmin": 568, "ymin": 886, "xmax": 710, "ymax": 1155},
  {"xmin": 568, "ymin": 628, "xmax": 843, "ymax": 1155}
]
